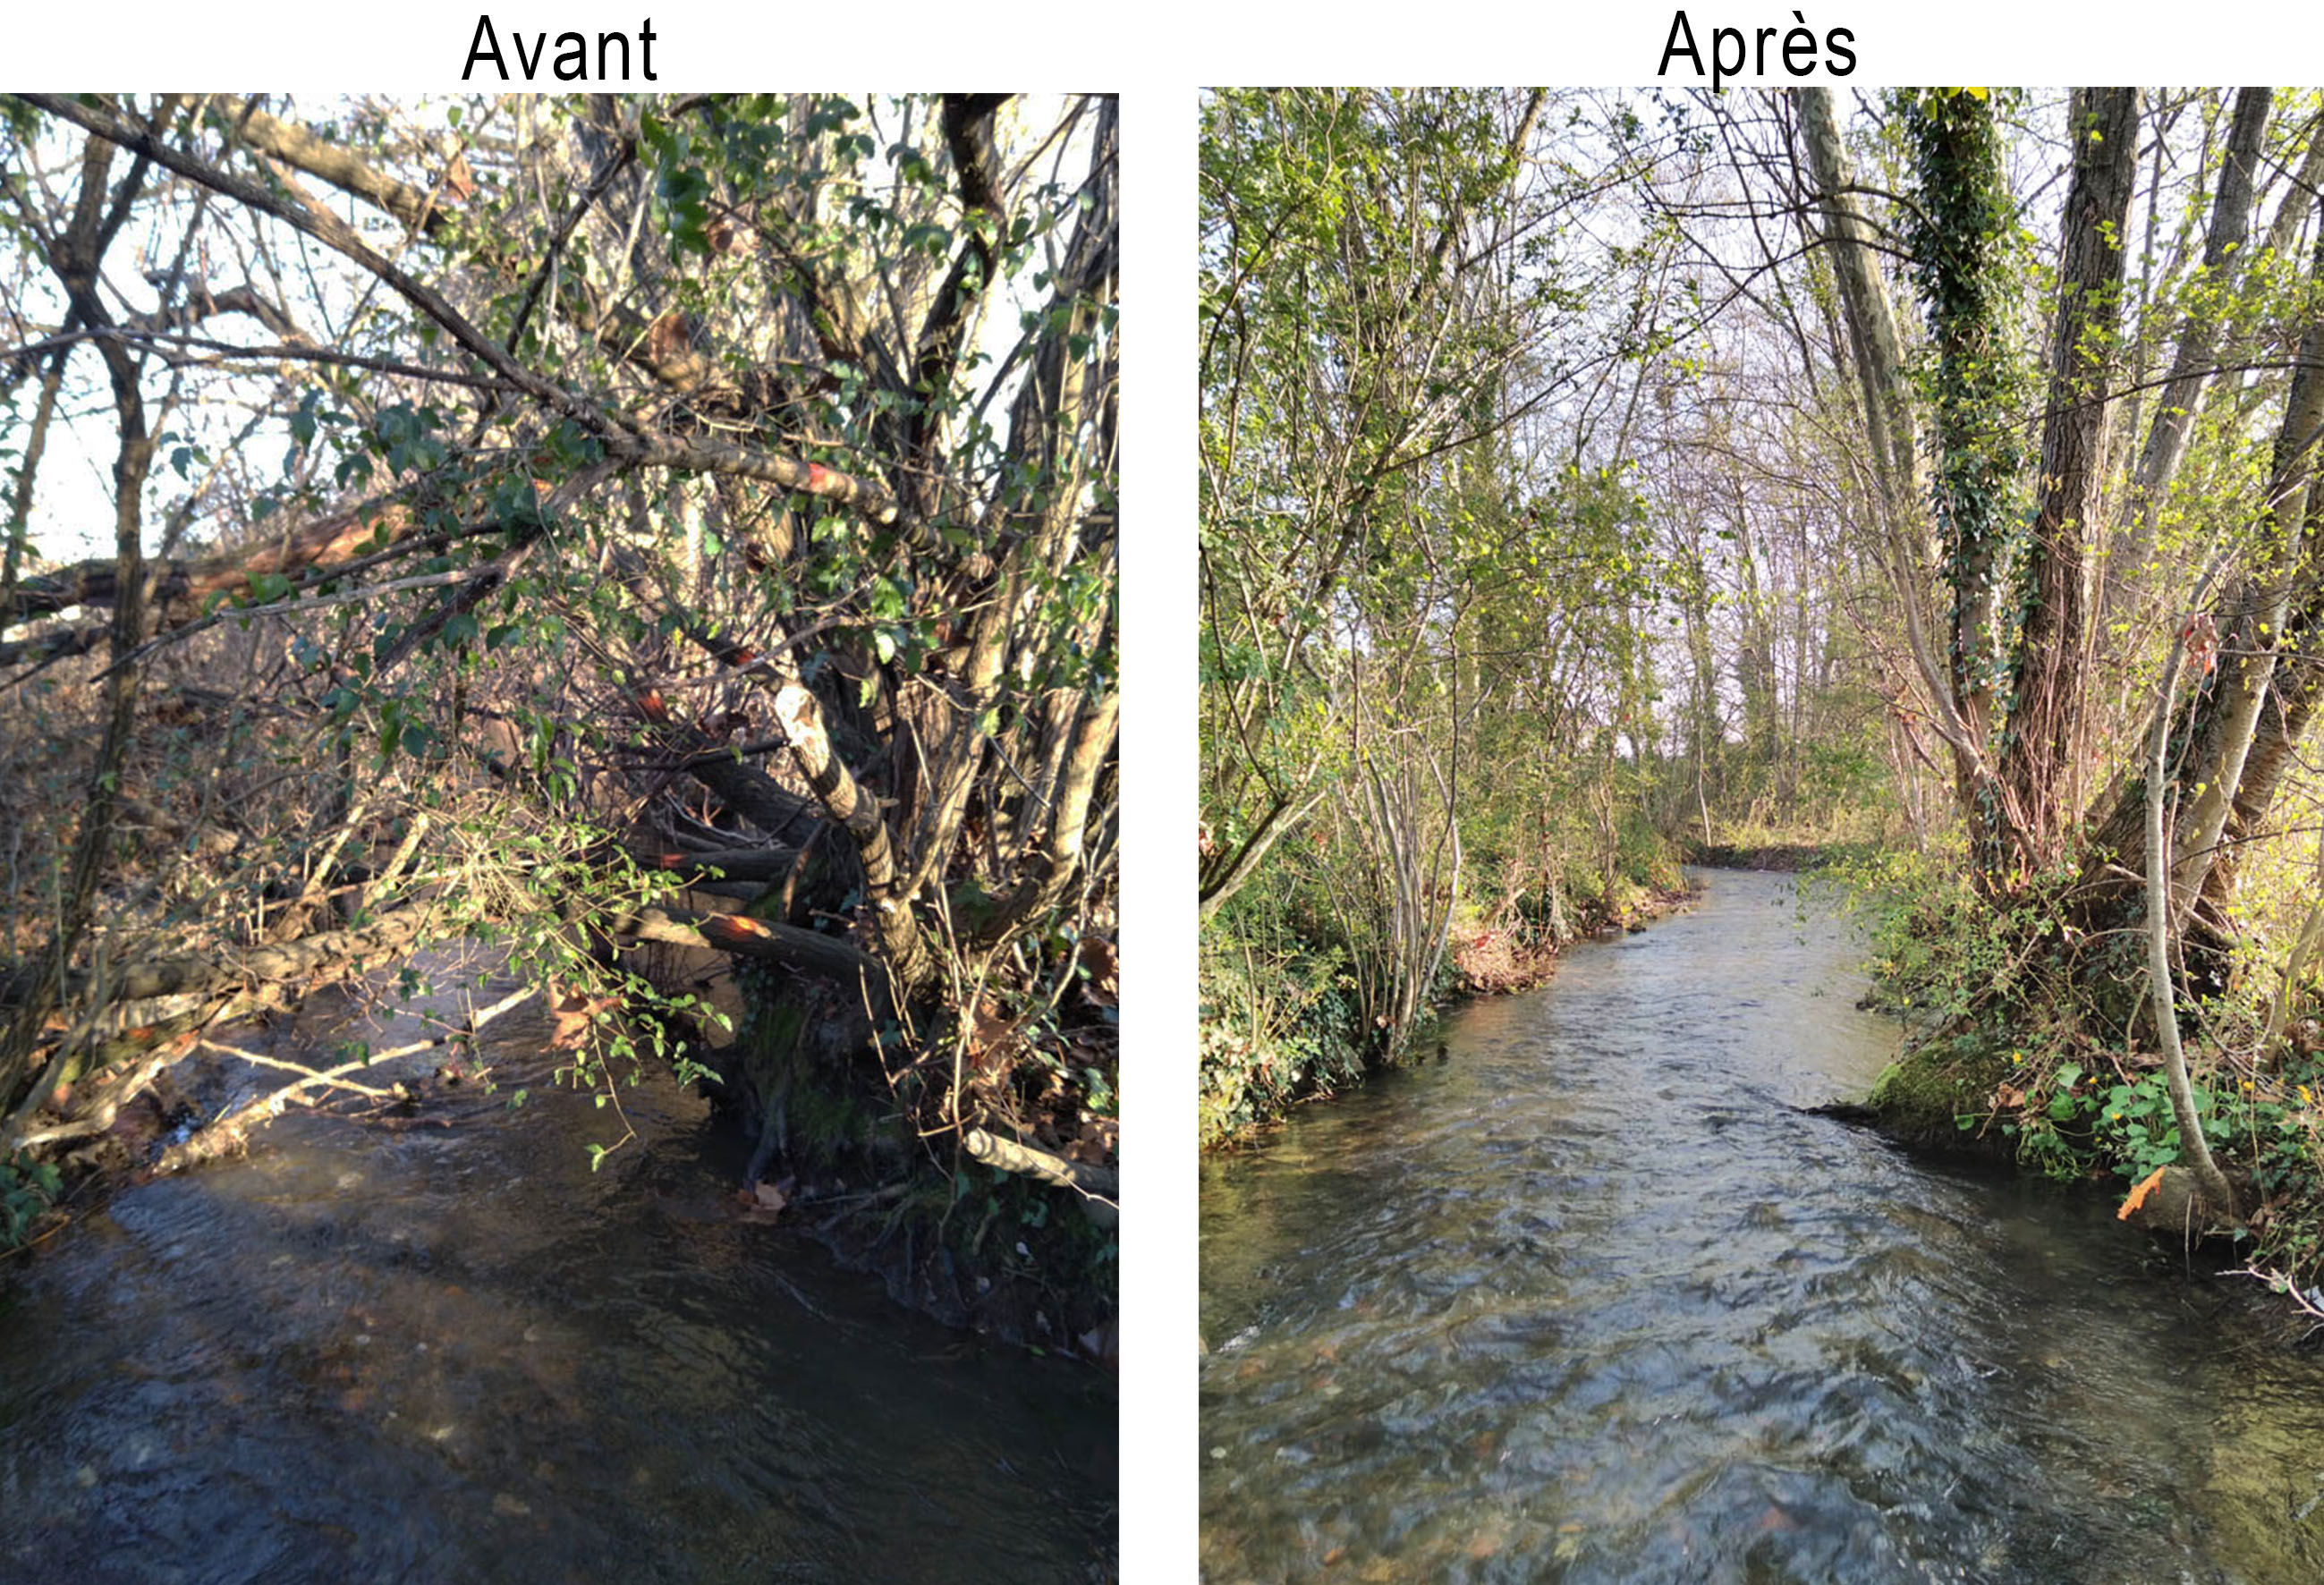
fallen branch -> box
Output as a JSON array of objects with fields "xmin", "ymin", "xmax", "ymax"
[
  {"xmin": 3, "ymin": 1033, "xmax": 195, "ymax": 1155},
  {"xmin": 156, "ymin": 984, "xmax": 537, "ymax": 1172},
  {"xmin": 617, "ymin": 904, "xmax": 890, "ymax": 1009},
  {"xmin": 199, "ymin": 1037, "xmax": 402, "ymax": 1100},
  {"xmin": 2, "ymin": 903, "xmax": 445, "ymax": 1016},
  {"xmin": 2224, "ymin": 1265, "xmax": 2324, "ymax": 1326}
]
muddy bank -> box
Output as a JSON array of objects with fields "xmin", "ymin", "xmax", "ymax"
[
  {"xmin": 1451, "ymin": 877, "xmax": 1700, "ymax": 996},
  {"xmin": 1683, "ymin": 839, "xmax": 1851, "ymax": 872},
  {"xmin": 709, "ymin": 954, "xmax": 1118, "ymax": 1360}
]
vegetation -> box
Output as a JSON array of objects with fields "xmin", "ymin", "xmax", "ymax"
[
  {"xmin": 1198, "ymin": 86, "xmax": 2324, "ymax": 1294},
  {"xmin": 0, "ymin": 93, "xmax": 1116, "ymax": 1330}
]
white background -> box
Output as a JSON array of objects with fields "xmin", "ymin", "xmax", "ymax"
[{"xmin": 13, "ymin": 8, "xmax": 2324, "ymax": 1579}]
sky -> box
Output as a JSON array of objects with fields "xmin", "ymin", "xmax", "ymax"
[{"xmin": 6, "ymin": 92, "xmax": 1092, "ymax": 573}]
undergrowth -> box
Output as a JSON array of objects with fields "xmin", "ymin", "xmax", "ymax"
[{"xmin": 1828, "ymin": 843, "xmax": 2324, "ymax": 1284}]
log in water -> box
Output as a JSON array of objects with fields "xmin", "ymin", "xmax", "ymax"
[{"xmin": 1200, "ymin": 870, "xmax": 2324, "ymax": 1582}]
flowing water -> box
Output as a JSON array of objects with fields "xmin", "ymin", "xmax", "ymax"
[
  {"xmin": 1200, "ymin": 870, "xmax": 2324, "ymax": 1583},
  {"xmin": 0, "ymin": 966, "xmax": 1113, "ymax": 1584}
]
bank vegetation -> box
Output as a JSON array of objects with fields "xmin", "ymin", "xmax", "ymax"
[
  {"xmin": 1, "ymin": 93, "xmax": 1117, "ymax": 1342},
  {"xmin": 1200, "ymin": 84, "xmax": 2324, "ymax": 1298}
]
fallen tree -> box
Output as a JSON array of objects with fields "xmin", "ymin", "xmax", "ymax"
[{"xmin": 0, "ymin": 93, "xmax": 1118, "ymax": 1329}]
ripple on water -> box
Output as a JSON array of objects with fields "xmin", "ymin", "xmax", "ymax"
[
  {"xmin": 1, "ymin": 1000, "xmax": 1110, "ymax": 1584},
  {"xmin": 1200, "ymin": 869, "xmax": 2324, "ymax": 1584}
]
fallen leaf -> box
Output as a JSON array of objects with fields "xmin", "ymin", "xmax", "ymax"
[
  {"xmin": 1076, "ymin": 935, "xmax": 1119, "ymax": 1005},
  {"xmin": 2118, "ymin": 1164, "xmax": 2169, "ymax": 1221},
  {"xmin": 752, "ymin": 1181, "xmax": 787, "ymax": 1212}
]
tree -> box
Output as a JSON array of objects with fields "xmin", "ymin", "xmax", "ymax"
[{"xmin": 0, "ymin": 94, "xmax": 1117, "ymax": 1235}]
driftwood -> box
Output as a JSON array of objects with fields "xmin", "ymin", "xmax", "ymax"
[
  {"xmin": 1, "ymin": 903, "xmax": 448, "ymax": 1015},
  {"xmin": 4, "ymin": 885, "xmax": 899, "ymax": 1033},
  {"xmin": 0, "ymin": 884, "xmax": 899, "ymax": 1159}
]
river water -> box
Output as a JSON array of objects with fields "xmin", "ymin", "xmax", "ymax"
[
  {"xmin": 1200, "ymin": 869, "xmax": 2324, "ymax": 1583},
  {"xmin": 0, "ymin": 966, "xmax": 1113, "ymax": 1584}
]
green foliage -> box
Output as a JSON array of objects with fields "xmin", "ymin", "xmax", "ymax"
[
  {"xmin": 1, "ymin": 1152, "xmax": 62, "ymax": 1249},
  {"xmin": 1844, "ymin": 834, "xmax": 2324, "ymax": 1283},
  {"xmin": 1828, "ymin": 843, "xmax": 2075, "ymax": 1025},
  {"xmin": 1197, "ymin": 937, "xmax": 1365, "ymax": 1147}
]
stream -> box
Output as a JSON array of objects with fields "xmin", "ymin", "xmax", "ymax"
[
  {"xmin": 0, "ymin": 961, "xmax": 1114, "ymax": 1584},
  {"xmin": 1200, "ymin": 869, "xmax": 2324, "ymax": 1583}
]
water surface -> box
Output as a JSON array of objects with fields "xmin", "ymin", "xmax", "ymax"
[
  {"xmin": 1200, "ymin": 870, "xmax": 2324, "ymax": 1582},
  {"xmin": 2, "ymin": 970, "xmax": 1112, "ymax": 1583}
]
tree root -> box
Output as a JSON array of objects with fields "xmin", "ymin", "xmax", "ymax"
[{"xmin": 963, "ymin": 1126, "xmax": 1117, "ymax": 1227}]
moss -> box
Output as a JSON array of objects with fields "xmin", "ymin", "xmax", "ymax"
[
  {"xmin": 732, "ymin": 979, "xmax": 883, "ymax": 1172},
  {"xmin": 1865, "ymin": 1035, "xmax": 2014, "ymax": 1154}
]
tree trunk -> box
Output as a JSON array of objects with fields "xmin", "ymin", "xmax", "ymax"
[{"xmin": 1997, "ymin": 88, "xmax": 2140, "ymax": 871}]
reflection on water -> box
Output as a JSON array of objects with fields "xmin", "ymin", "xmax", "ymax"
[
  {"xmin": 0, "ymin": 973, "xmax": 1112, "ymax": 1584},
  {"xmin": 1200, "ymin": 870, "xmax": 2324, "ymax": 1583}
]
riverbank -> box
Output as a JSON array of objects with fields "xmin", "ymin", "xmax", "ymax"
[
  {"xmin": 1450, "ymin": 874, "xmax": 1700, "ymax": 996},
  {"xmin": 1816, "ymin": 850, "xmax": 2324, "ymax": 1325},
  {"xmin": 1201, "ymin": 868, "xmax": 2324, "ymax": 1580},
  {"xmin": 1680, "ymin": 837, "xmax": 1873, "ymax": 872},
  {"xmin": 1200, "ymin": 862, "xmax": 1698, "ymax": 1148},
  {"xmin": 3, "ymin": 945, "xmax": 1119, "ymax": 1367}
]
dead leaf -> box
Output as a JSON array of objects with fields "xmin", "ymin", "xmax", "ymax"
[
  {"xmin": 1076, "ymin": 934, "xmax": 1119, "ymax": 1006},
  {"xmin": 734, "ymin": 1178, "xmax": 790, "ymax": 1225},
  {"xmin": 968, "ymin": 998, "xmax": 1026, "ymax": 1068},
  {"xmin": 548, "ymin": 988, "xmax": 621, "ymax": 1050},
  {"xmin": 2118, "ymin": 1164, "xmax": 2168, "ymax": 1221},
  {"xmin": 443, "ymin": 151, "xmax": 476, "ymax": 203}
]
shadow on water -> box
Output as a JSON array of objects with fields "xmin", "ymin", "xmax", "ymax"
[
  {"xmin": 0, "ymin": 970, "xmax": 1113, "ymax": 1584},
  {"xmin": 1200, "ymin": 870, "xmax": 2324, "ymax": 1584}
]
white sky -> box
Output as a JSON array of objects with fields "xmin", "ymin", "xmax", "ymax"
[{"xmin": 8, "ymin": 93, "xmax": 1089, "ymax": 570}]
